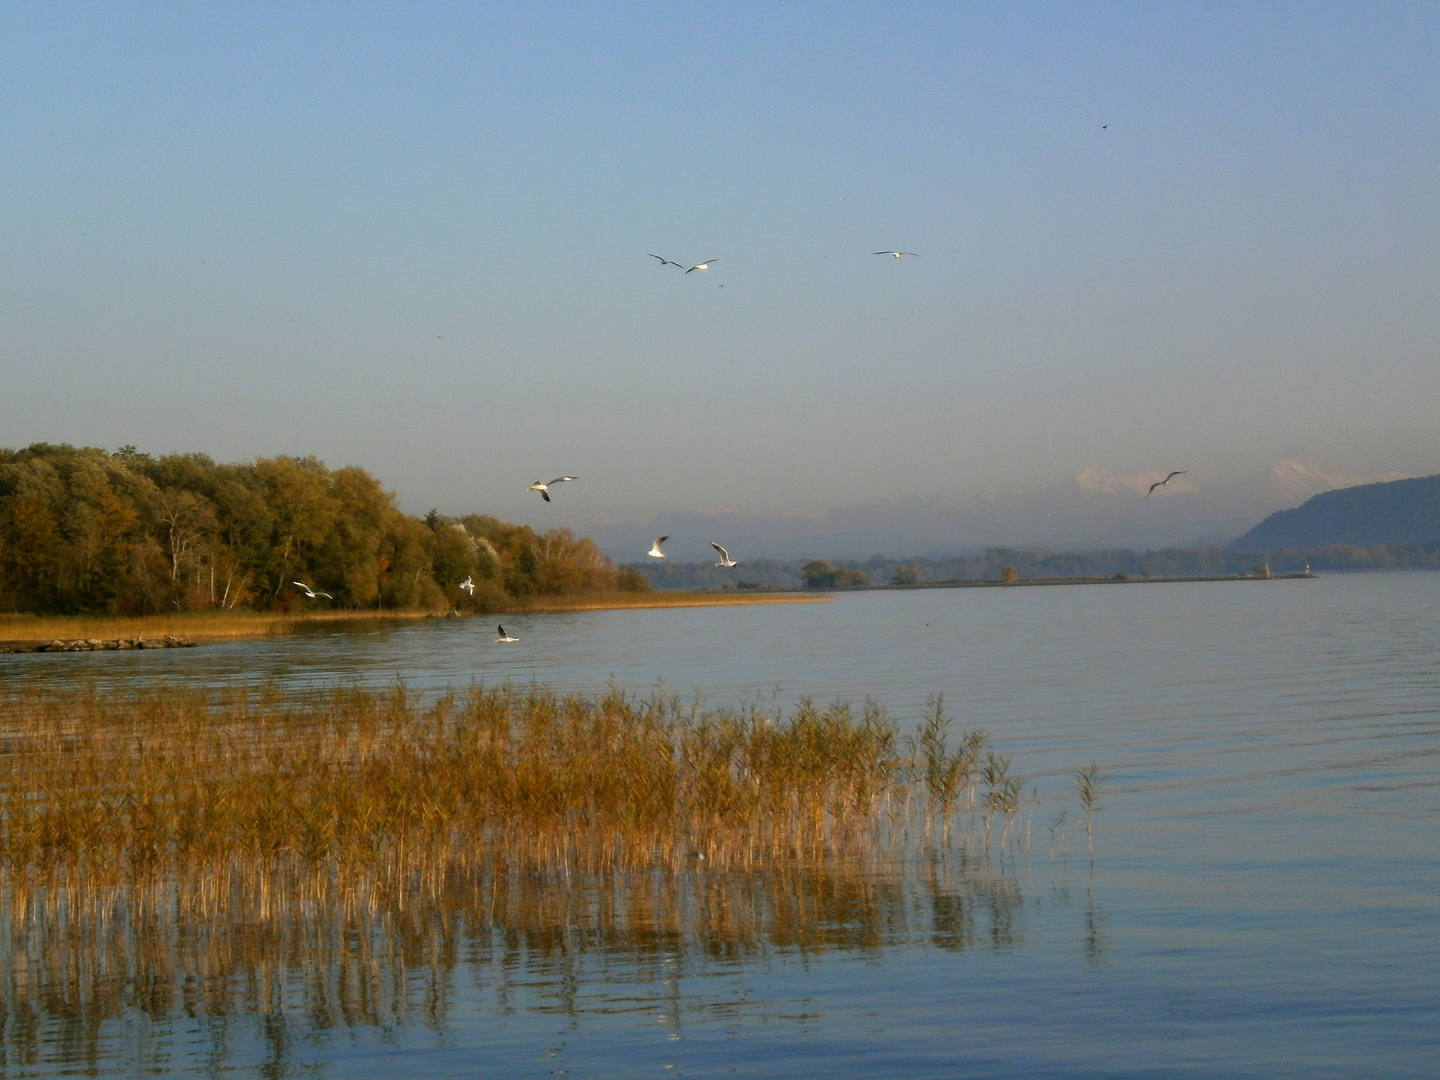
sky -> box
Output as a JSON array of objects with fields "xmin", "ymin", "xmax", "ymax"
[{"xmin": 2, "ymin": 3, "xmax": 1438, "ymax": 557}]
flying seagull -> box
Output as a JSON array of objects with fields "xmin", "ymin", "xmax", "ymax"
[
  {"xmin": 684, "ymin": 259, "xmax": 717, "ymax": 273},
  {"xmin": 873, "ymin": 251, "xmax": 919, "ymax": 258},
  {"xmin": 710, "ymin": 542, "xmax": 738, "ymax": 568},
  {"xmin": 292, "ymin": 581, "xmax": 332, "ymax": 599},
  {"xmin": 648, "ymin": 253, "xmax": 684, "ymax": 269},
  {"xmin": 495, "ymin": 624, "xmax": 518, "ymax": 643},
  {"xmin": 459, "ymin": 576, "xmax": 475, "ymax": 595},
  {"xmin": 647, "ymin": 535, "xmax": 668, "ymax": 559},
  {"xmin": 528, "ymin": 476, "xmax": 578, "ymax": 502},
  {"xmin": 1146, "ymin": 471, "xmax": 1187, "ymax": 497}
]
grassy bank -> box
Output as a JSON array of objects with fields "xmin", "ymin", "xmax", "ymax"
[{"xmin": 0, "ymin": 590, "xmax": 825, "ymax": 646}]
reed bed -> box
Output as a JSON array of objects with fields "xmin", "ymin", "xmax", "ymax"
[
  {"xmin": 0, "ymin": 683, "xmax": 921, "ymax": 876},
  {"xmin": 0, "ymin": 683, "xmax": 1075, "ymax": 1060}
]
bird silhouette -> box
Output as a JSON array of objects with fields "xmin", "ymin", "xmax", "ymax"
[{"xmin": 1146, "ymin": 471, "xmax": 1187, "ymax": 497}]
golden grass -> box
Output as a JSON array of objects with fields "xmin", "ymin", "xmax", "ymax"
[
  {"xmin": 0, "ymin": 608, "xmax": 386, "ymax": 643},
  {"xmin": 0, "ymin": 682, "xmax": 911, "ymax": 876},
  {"xmin": 0, "ymin": 591, "xmax": 821, "ymax": 645}
]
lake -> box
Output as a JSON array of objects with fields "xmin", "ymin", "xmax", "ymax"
[{"xmin": 2, "ymin": 572, "xmax": 1437, "ymax": 1078}]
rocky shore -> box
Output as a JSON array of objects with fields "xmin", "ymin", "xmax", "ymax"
[{"xmin": 0, "ymin": 636, "xmax": 198, "ymax": 654}]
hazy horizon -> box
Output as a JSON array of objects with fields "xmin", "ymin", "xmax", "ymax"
[{"xmin": 4, "ymin": 5, "xmax": 1438, "ymax": 554}]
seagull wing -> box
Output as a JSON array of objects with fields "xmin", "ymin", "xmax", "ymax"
[
  {"xmin": 548, "ymin": 476, "xmax": 577, "ymax": 485},
  {"xmin": 541, "ymin": 490, "xmax": 551, "ymax": 502},
  {"xmin": 1166, "ymin": 471, "xmax": 1187, "ymax": 482},
  {"xmin": 648, "ymin": 253, "xmax": 667, "ymax": 263},
  {"xmin": 711, "ymin": 542, "xmax": 729, "ymax": 561},
  {"xmin": 657, "ymin": 535, "xmax": 668, "ymax": 545},
  {"xmin": 316, "ymin": 592, "xmax": 332, "ymax": 599},
  {"xmin": 685, "ymin": 260, "xmax": 717, "ymax": 273},
  {"xmin": 1146, "ymin": 481, "xmax": 1162, "ymax": 497}
]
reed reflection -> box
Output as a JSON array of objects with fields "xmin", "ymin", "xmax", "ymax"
[{"xmin": 1, "ymin": 839, "xmax": 1038, "ymax": 1053}]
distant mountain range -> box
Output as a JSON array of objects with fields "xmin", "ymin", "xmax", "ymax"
[
  {"xmin": 588, "ymin": 457, "xmax": 1417, "ymax": 562},
  {"xmin": 1229, "ymin": 473, "xmax": 1440, "ymax": 551}
]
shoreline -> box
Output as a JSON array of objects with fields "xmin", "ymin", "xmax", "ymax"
[
  {"xmin": 862, "ymin": 571, "xmax": 1316, "ymax": 590},
  {"xmin": 0, "ymin": 591, "xmax": 828, "ymax": 651},
  {"xmin": 0, "ymin": 575, "xmax": 1313, "ymax": 651}
]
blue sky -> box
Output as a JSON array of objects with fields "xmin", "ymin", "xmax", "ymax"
[{"xmin": 2, "ymin": 3, "xmax": 1437, "ymax": 552}]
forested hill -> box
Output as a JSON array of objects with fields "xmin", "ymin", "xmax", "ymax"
[
  {"xmin": 1228, "ymin": 473, "xmax": 1440, "ymax": 551},
  {"xmin": 0, "ymin": 444, "xmax": 640, "ymax": 615}
]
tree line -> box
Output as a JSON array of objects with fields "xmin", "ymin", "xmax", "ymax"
[{"xmin": 0, "ymin": 444, "xmax": 646, "ymax": 615}]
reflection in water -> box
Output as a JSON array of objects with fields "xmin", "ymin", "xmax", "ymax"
[
  {"xmin": 1084, "ymin": 864, "xmax": 1107, "ymax": 965},
  {"xmin": 0, "ymin": 836, "xmax": 1075, "ymax": 1074}
]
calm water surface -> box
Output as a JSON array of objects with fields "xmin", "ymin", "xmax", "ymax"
[{"xmin": 2, "ymin": 572, "xmax": 1437, "ymax": 1078}]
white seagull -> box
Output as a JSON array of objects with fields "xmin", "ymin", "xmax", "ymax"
[
  {"xmin": 648, "ymin": 253, "xmax": 684, "ymax": 268},
  {"xmin": 459, "ymin": 576, "xmax": 475, "ymax": 595},
  {"xmin": 292, "ymin": 581, "xmax": 332, "ymax": 599},
  {"xmin": 647, "ymin": 535, "xmax": 669, "ymax": 559},
  {"xmin": 1146, "ymin": 470, "xmax": 1187, "ymax": 498},
  {"xmin": 684, "ymin": 259, "xmax": 717, "ymax": 273},
  {"xmin": 710, "ymin": 542, "xmax": 738, "ymax": 568},
  {"xmin": 495, "ymin": 624, "xmax": 519, "ymax": 643},
  {"xmin": 873, "ymin": 251, "xmax": 919, "ymax": 258},
  {"xmin": 528, "ymin": 476, "xmax": 578, "ymax": 502}
]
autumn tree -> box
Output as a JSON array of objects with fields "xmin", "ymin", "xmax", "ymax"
[{"xmin": 0, "ymin": 443, "xmax": 623, "ymax": 615}]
